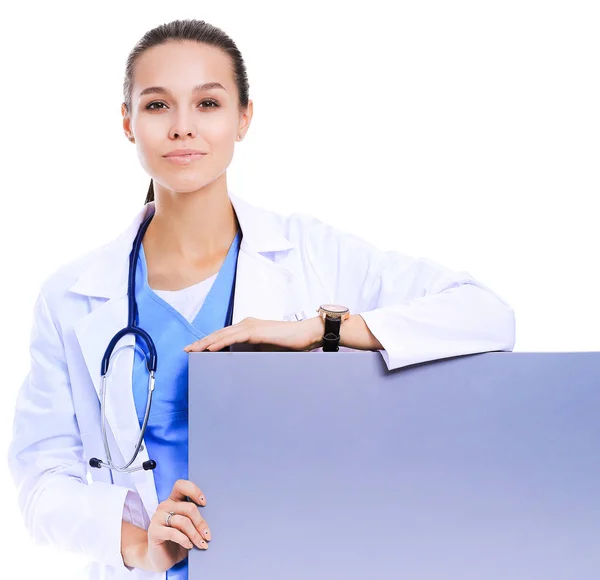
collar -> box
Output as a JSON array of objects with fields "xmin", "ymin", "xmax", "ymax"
[{"xmin": 68, "ymin": 190, "xmax": 295, "ymax": 299}]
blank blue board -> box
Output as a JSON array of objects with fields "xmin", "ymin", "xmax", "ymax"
[{"xmin": 188, "ymin": 351, "xmax": 600, "ymax": 579}]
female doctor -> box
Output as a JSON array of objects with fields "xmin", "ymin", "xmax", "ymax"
[{"xmin": 8, "ymin": 18, "xmax": 515, "ymax": 580}]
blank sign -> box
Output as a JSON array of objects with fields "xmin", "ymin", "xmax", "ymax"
[{"xmin": 188, "ymin": 351, "xmax": 600, "ymax": 579}]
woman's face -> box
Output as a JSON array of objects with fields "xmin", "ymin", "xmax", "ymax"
[{"xmin": 122, "ymin": 40, "xmax": 252, "ymax": 193}]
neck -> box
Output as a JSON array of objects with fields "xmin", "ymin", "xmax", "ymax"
[{"xmin": 143, "ymin": 177, "xmax": 239, "ymax": 263}]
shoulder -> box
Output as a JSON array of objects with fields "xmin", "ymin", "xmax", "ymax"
[
  {"xmin": 266, "ymin": 204, "xmax": 381, "ymax": 255},
  {"xmin": 36, "ymin": 243, "xmax": 110, "ymax": 314},
  {"xmin": 37, "ymin": 204, "xmax": 148, "ymax": 313},
  {"xmin": 261, "ymin": 202, "xmax": 445, "ymax": 293}
]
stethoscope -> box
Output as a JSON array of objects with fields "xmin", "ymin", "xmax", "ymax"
[{"xmin": 89, "ymin": 210, "xmax": 237, "ymax": 473}]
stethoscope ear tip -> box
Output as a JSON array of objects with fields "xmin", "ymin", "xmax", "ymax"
[{"xmin": 88, "ymin": 457, "xmax": 157, "ymax": 471}]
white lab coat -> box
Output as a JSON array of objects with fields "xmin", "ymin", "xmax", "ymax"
[{"xmin": 8, "ymin": 191, "xmax": 515, "ymax": 579}]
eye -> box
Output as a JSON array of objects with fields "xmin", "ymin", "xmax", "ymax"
[
  {"xmin": 145, "ymin": 100, "xmax": 220, "ymax": 111},
  {"xmin": 199, "ymin": 99, "xmax": 219, "ymax": 108},
  {"xmin": 145, "ymin": 101, "xmax": 166, "ymax": 111}
]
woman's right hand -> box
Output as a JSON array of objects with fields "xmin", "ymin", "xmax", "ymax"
[{"xmin": 145, "ymin": 479, "xmax": 212, "ymax": 573}]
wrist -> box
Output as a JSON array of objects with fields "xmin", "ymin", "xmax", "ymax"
[
  {"xmin": 315, "ymin": 304, "xmax": 351, "ymax": 352},
  {"xmin": 305, "ymin": 316, "xmax": 325, "ymax": 350},
  {"xmin": 339, "ymin": 313, "xmax": 383, "ymax": 351},
  {"xmin": 338, "ymin": 314, "xmax": 357, "ymax": 348},
  {"xmin": 121, "ymin": 521, "xmax": 150, "ymax": 570}
]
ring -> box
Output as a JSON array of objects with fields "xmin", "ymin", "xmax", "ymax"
[{"xmin": 165, "ymin": 511, "xmax": 176, "ymax": 527}]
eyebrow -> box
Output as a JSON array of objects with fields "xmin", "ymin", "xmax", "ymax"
[{"xmin": 138, "ymin": 82, "xmax": 227, "ymax": 97}]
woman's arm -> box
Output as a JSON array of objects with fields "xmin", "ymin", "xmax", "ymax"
[
  {"xmin": 301, "ymin": 216, "xmax": 515, "ymax": 370},
  {"xmin": 7, "ymin": 285, "xmax": 139, "ymax": 571},
  {"xmin": 339, "ymin": 314, "xmax": 384, "ymax": 351},
  {"xmin": 121, "ymin": 521, "xmax": 150, "ymax": 570},
  {"xmin": 305, "ymin": 313, "xmax": 384, "ymax": 351}
]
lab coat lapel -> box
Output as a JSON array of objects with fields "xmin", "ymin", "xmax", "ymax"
[
  {"xmin": 231, "ymin": 243, "xmax": 304, "ymax": 326},
  {"xmin": 73, "ymin": 295, "xmax": 163, "ymax": 521},
  {"xmin": 228, "ymin": 193, "xmax": 308, "ymax": 325},
  {"xmin": 72, "ymin": 204, "xmax": 161, "ymax": 519}
]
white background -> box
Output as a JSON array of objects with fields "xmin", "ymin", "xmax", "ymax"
[{"xmin": 1, "ymin": 1, "xmax": 598, "ymax": 577}]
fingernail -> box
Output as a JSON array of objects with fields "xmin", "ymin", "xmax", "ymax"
[
  {"xmin": 188, "ymin": 541, "xmax": 193, "ymax": 549},
  {"xmin": 199, "ymin": 495, "xmax": 205, "ymax": 503},
  {"xmin": 204, "ymin": 528, "xmax": 211, "ymax": 540}
]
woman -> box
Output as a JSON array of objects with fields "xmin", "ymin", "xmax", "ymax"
[{"xmin": 8, "ymin": 18, "xmax": 515, "ymax": 580}]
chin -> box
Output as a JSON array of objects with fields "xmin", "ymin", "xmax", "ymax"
[{"xmin": 159, "ymin": 173, "xmax": 222, "ymax": 195}]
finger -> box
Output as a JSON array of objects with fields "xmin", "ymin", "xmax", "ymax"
[
  {"xmin": 185, "ymin": 319, "xmax": 255, "ymax": 352},
  {"xmin": 166, "ymin": 512, "xmax": 209, "ymax": 549},
  {"xmin": 176, "ymin": 500, "xmax": 212, "ymax": 542},
  {"xmin": 206, "ymin": 337, "xmax": 234, "ymax": 351},
  {"xmin": 207, "ymin": 326, "xmax": 255, "ymax": 351},
  {"xmin": 183, "ymin": 339, "xmax": 207, "ymax": 353},
  {"xmin": 152, "ymin": 522, "xmax": 195, "ymax": 551},
  {"xmin": 168, "ymin": 479, "xmax": 206, "ymax": 506},
  {"xmin": 185, "ymin": 328, "xmax": 233, "ymax": 352},
  {"xmin": 160, "ymin": 500, "xmax": 208, "ymax": 536}
]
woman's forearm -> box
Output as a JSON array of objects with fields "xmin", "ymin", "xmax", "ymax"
[
  {"xmin": 307, "ymin": 313, "xmax": 383, "ymax": 351},
  {"xmin": 121, "ymin": 520, "xmax": 150, "ymax": 570},
  {"xmin": 339, "ymin": 314, "xmax": 383, "ymax": 350}
]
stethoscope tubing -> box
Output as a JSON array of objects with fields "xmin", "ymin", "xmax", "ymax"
[
  {"xmin": 90, "ymin": 210, "xmax": 238, "ymax": 473},
  {"xmin": 91, "ymin": 212, "xmax": 159, "ymax": 473}
]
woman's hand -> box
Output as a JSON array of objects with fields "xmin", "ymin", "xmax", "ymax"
[
  {"xmin": 144, "ymin": 479, "xmax": 211, "ymax": 573},
  {"xmin": 183, "ymin": 317, "xmax": 324, "ymax": 353}
]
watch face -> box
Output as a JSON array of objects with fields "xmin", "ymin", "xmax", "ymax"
[{"xmin": 320, "ymin": 304, "xmax": 349, "ymax": 315}]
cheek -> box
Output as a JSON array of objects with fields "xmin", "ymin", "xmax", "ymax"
[
  {"xmin": 203, "ymin": 119, "xmax": 237, "ymax": 147},
  {"xmin": 134, "ymin": 130, "xmax": 161, "ymax": 175},
  {"xmin": 200, "ymin": 123, "xmax": 236, "ymax": 168},
  {"xmin": 133, "ymin": 119, "xmax": 161, "ymax": 160}
]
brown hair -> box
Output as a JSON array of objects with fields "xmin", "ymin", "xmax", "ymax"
[{"xmin": 122, "ymin": 19, "xmax": 250, "ymax": 204}]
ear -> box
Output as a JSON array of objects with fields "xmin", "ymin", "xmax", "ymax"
[
  {"xmin": 121, "ymin": 103, "xmax": 134, "ymax": 142},
  {"xmin": 237, "ymin": 99, "xmax": 253, "ymax": 140}
]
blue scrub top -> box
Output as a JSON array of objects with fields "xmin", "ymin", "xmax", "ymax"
[{"xmin": 131, "ymin": 228, "xmax": 241, "ymax": 579}]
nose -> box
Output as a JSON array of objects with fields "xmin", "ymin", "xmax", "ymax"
[
  {"xmin": 169, "ymin": 114, "xmax": 197, "ymax": 140},
  {"xmin": 170, "ymin": 127, "xmax": 196, "ymax": 139}
]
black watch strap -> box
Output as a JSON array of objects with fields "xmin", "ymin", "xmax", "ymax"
[{"xmin": 322, "ymin": 316, "xmax": 342, "ymax": 352}]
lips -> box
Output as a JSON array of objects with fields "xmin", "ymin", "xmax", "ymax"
[
  {"xmin": 164, "ymin": 149, "xmax": 206, "ymax": 157},
  {"xmin": 163, "ymin": 151, "xmax": 206, "ymax": 165}
]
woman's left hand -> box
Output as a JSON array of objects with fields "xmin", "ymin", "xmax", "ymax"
[{"xmin": 183, "ymin": 317, "xmax": 324, "ymax": 353}]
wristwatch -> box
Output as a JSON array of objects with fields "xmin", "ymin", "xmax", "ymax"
[{"xmin": 317, "ymin": 304, "xmax": 350, "ymax": 352}]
